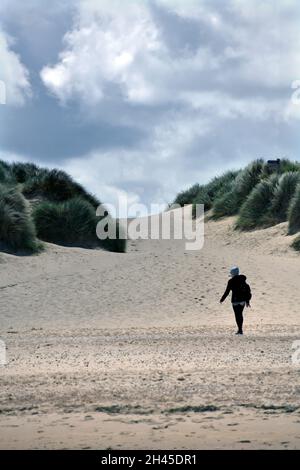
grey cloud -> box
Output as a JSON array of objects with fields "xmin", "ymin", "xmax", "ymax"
[
  {"xmin": 0, "ymin": 0, "xmax": 299, "ymax": 209},
  {"xmin": 0, "ymin": 96, "xmax": 146, "ymax": 161}
]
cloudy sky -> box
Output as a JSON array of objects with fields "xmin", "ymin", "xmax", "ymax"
[{"xmin": 0, "ymin": 0, "xmax": 300, "ymax": 210}]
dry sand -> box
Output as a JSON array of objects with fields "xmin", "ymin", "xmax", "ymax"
[{"xmin": 0, "ymin": 214, "xmax": 300, "ymax": 449}]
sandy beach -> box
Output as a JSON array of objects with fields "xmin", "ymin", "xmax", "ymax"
[{"xmin": 0, "ymin": 215, "xmax": 300, "ymax": 449}]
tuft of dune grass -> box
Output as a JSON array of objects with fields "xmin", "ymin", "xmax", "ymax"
[
  {"xmin": 288, "ymin": 183, "xmax": 300, "ymax": 235},
  {"xmin": 291, "ymin": 234, "xmax": 300, "ymax": 251},
  {"xmin": 22, "ymin": 168, "xmax": 100, "ymax": 207},
  {"xmin": 212, "ymin": 159, "xmax": 265, "ymax": 219},
  {"xmin": 0, "ymin": 160, "xmax": 127, "ymax": 254},
  {"xmin": 212, "ymin": 183, "xmax": 238, "ymax": 219},
  {"xmin": 11, "ymin": 162, "xmax": 41, "ymax": 183},
  {"xmin": 174, "ymin": 159, "xmax": 300, "ymax": 234},
  {"xmin": 33, "ymin": 197, "xmax": 98, "ymax": 247},
  {"xmin": 235, "ymin": 174, "xmax": 279, "ymax": 231},
  {"xmin": 174, "ymin": 183, "xmax": 202, "ymax": 207},
  {"xmin": 33, "ymin": 197, "xmax": 127, "ymax": 252},
  {"xmin": 0, "ymin": 184, "xmax": 41, "ymax": 253},
  {"xmin": 269, "ymin": 172, "xmax": 300, "ymax": 224}
]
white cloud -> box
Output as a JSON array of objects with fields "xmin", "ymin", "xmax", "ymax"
[
  {"xmin": 1, "ymin": 0, "xmax": 299, "ymax": 210},
  {"xmin": 40, "ymin": 0, "xmax": 300, "ymax": 120},
  {"xmin": 0, "ymin": 29, "xmax": 31, "ymax": 105},
  {"xmin": 60, "ymin": 107, "xmax": 244, "ymax": 214},
  {"xmin": 37, "ymin": 0, "xmax": 300, "ymax": 207},
  {"xmin": 41, "ymin": 0, "xmax": 226, "ymax": 106},
  {"xmin": 41, "ymin": 1, "xmax": 165, "ymax": 105}
]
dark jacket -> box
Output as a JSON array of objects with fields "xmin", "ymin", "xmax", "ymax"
[{"xmin": 220, "ymin": 275, "xmax": 252, "ymax": 303}]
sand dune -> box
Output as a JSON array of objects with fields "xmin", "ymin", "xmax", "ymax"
[{"xmin": 0, "ymin": 215, "xmax": 300, "ymax": 449}]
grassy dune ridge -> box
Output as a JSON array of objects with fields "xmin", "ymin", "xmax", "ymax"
[
  {"xmin": 174, "ymin": 159, "xmax": 300, "ymax": 251},
  {"xmin": 0, "ymin": 160, "xmax": 126, "ymax": 254}
]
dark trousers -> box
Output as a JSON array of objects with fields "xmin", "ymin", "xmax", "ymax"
[{"xmin": 233, "ymin": 303, "xmax": 245, "ymax": 332}]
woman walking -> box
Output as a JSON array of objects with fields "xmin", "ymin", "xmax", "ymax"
[{"xmin": 220, "ymin": 266, "xmax": 252, "ymax": 335}]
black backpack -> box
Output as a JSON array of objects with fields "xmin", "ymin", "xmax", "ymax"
[{"xmin": 240, "ymin": 280, "xmax": 252, "ymax": 302}]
